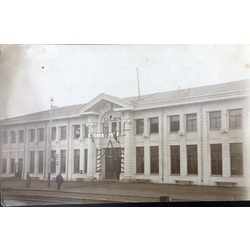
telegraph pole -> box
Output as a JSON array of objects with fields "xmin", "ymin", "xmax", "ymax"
[{"xmin": 48, "ymin": 97, "xmax": 54, "ymax": 188}]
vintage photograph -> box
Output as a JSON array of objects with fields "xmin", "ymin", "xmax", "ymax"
[{"xmin": 0, "ymin": 44, "xmax": 250, "ymax": 206}]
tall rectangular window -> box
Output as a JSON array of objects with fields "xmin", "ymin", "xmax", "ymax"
[
  {"xmin": 84, "ymin": 125, "xmax": 89, "ymax": 138},
  {"xmin": 19, "ymin": 130, "xmax": 24, "ymax": 143},
  {"xmin": 38, "ymin": 151, "xmax": 44, "ymax": 173},
  {"xmin": 51, "ymin": 150, "xmax": 56, "ymax": 173},
  {"xmin": 38, "ymin": 128, "xmax": 44, "ymax": 141},
  {"xmin": 150, "ymin": 118, "xmax": 159, "ymax": 133},
  {"xmin": 229, "ymin": 109, "xmax": 242, "ymax": 128},
  {"xmin": 136, "ymin": 147, "xmax": 144, "ymax": 174},
  {"xmin": 10, "ymin": 131, "xmax": 16, "ymax": 143},
  {"xmin": 10, "ymin": 159, "xmax": 15, "ymax": 173},
  {"xmin": 74, "ymin": 149, "xmax": 80, "ymax": 173},
  {"xmin": 171, "ymin": 145, "xmax": 180, "ymax": 175},
  {"xmin": 103, "ymin": 123, "xmax": 109, "ymax": 137},
  {"xmin": 73, "ymin": 125, "xmax": 80, "ymax": 139},
  {"xmin": 170, "ymin": 115, "xmax": 179, "ymax": 132},
  {"xmin": 84, "ymin": 149, "xmax": 88, "ymax": 173},
  {"xmin": 210, "ymin": 111, "xmax": 221, "ymax": 129},
  {"xmin": 2, "ymin": 159, "xmax": 7, "ymax": 173},
  {"xmin": 52, "ymin": 127, "xmax": 57, "ymax": 140},
  {"xmin": 60, "ymin": 126, "xmax": 67, "ymax": 140},
  {"xmin": 29, "ymin": 151, "xmax": 35, "ymax": 173},
  {"xmin": 150, "ymin": 146, "xmax": 159, "ymax": 174},
  {"xmin": 230, "ymin": 143, "xmax": 243, "ymax": 176},
  {"xmin": 60, "ymin": 150, "xmax": 66, "ymax": 173},
  {"xmin": 211, "ymin": 144, "xmax": 222, "ymax": 175},
  {"xmin": 112, "ymin": 122, "xmax": 117, "ymax": 133},
  {"xmin": 29, "ymin": 129, "xmax": 35, "ymax": 142},
  {"xmin": 187, "ymin": 145, "xmax": 198, "ymax": 175},
  {"xmin": 186, "ymin": 114, "xmax": 197, "ymax": 131},
  {"xmin": 2, "ymin": 131, "xmax": 8, "ymax": 144},
  {"xmin": 136, "ymin": 119, "xmax": 144, "ymax": 135}
]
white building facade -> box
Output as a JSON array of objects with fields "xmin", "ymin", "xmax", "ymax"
[{"xmin": 1, "ymin": 80, "xmax": 250, "ymax": 187}]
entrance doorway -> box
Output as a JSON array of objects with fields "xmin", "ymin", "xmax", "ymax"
[{"xmin": 105, "ymin": 148, "xmax": 121, "ymax": 180}]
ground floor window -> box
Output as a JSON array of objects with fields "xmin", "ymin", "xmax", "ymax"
[
  {"xmin": 171, "ymin": 145, "xmax": 180, "ymax": 174},
  {"xmin": 51, "ymin": 150, "xmax": 56, "ymax": 173},
  {"xmin": 39, "ymin": 151, "xmax": 43, "ymax": 173},
  {"xmin": 2, "ymin": 159, "xmax": 7, "ymax": 173},
  {"xmin": 30, "ymin": 151, "xmax": 35, "ymax": 173},
  {"xmin": 211, "ymin": 144, "xmax": 222, "ymax": 175},
  {"xmin": 74, "ymin": 149, "xmax": 80, "ymax": 173},
  {"xmin": 60, "ymin": 150, "xmax": 66, "ymax": 173},
  {"xmin": 84, "ymin": 149, "xmax": 88, "ymax": 173},
  {"xmin": 230, "ymin": 143, "xmax": 243, "ymax": 176},
  {"xmin": 136, "ymin": 147, "xmax": 144, "ymax": 174},
  {"xmin": 187, "ymin": 145, "xmax": 198, "ymax": 175},
  {"xmin": 150, "ymin": 146, "xmax": 159, "ymax": 174},
  {"xmin": 10, "ymin": 159, "xmax": 15, "ymax": 173}
]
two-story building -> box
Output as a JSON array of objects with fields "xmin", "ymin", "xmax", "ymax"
[{"xmin": 1, "ymin": 79, "xmax": 250, "ymax": 187}]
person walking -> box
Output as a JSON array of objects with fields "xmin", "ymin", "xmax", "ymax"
[
  {"xmin": 56, "ymin": 172, "xmax": 63, "ymax": 190},
  {"xmin": 26, "ymin": 172, "xmax": 31, "ymax": 188}
]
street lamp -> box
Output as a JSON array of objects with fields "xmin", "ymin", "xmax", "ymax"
[{"xmin": 48, "ymin": 97, "xmax": 54, "ymax": 188}]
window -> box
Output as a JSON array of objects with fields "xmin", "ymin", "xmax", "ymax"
[
  {"xmin": 29, "ymin": 129, "xmax": 35, "ymax": 142},
  {"xmin": 150, "ymin": 146, "xmax": 159, "ymax": 174},
  {"xmin": 118, "ymin": 121, "xmax": 121, "ymax": 135},
  {"xmin": 2, "ymin": 159, "xmax": 7, "ymax": 173},
  {"xmin": 19, "ymin": 130, "xmax": 24, "ymax": 143},
  {"xmin": 51, "ymin": 150, "xmax": 56, "ymax": 173},
  {"xmin": 38, "ymin": 128, "xmax": 44, "ymax": 141},
  {"xmin": 84, "ymin": 125, "xmax": 89, "ymax": 138},
  {"xmin": 10, "ymin": 131, "xmax": 16, "ymax": 143},
  {"xmin": 150, "ymin": 118, "xmax": 159, "ymax": 133},
  {"xmin": 171, "ymin": 145, "xmax": 180, "ymax": 174},
  {"xmin": 186, "ymin": 114, "xmax": 197, "ymax": 131},
  {"xmin": 210, "ymin": 111, "xmax": 221, "ymax": 129},
  {"xmin": 211, "ymin": 144, "xmax": 222, "ymax": 175},
  {"xmin": 29, "ymin": 151, "xmax": 35, "ymax": 173},
  {"xmin": 2, "ymin": 131, "xmax": 8, "ymax": 144},
  {"xmin": 52, "ymin": 127, "xmax": 57, "ymax": 140},
  {"xmin": 170, "ymin": 116, "xmax": 179, "ymax": 132},
  {"xmin": 187, "ymin": 145, "xmax": 198, "ymax": 175},
  {"xmin": 136, "ymin": 147, "xmax": 144, "ymax": 174},
  {"xmin": 60, "ymin": 126, "xmax": 67, "ymax": 140},
  {"xmin": 38, "ymin": 151, "xmax": 43, "ymax": 173},
  {"xmin": 60, "ymin": 150, "xmax": 66, "ymax": 173},
  {"xmin": 10, "ymin": 159, "xmax": 15, "ymax": 173},
  {"xmin": 103, "ymin": 123, "xmax": 109, "ymax": 137},
  {"xmin": 84, "ymin": 149, "xmax": 88, "ymax": 173},
  {"xmin": 73, "ymin": 125, "xmax": 80, "ymax": 139},
  {"xmin": 74, "ymin": 149, "xmax": 80, "ymax": 173},
  {"xmin": 229, "ymin": 109, "xmax": 242, "ymax": 128},
  {"xmin": 230, "ymin": 143, "xmax": 243, "ymax": 176},
  {"xmin": 136, "ymin": 119, "xmax": 144, "ymax": 135}
]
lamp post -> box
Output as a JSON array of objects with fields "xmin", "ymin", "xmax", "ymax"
[{"xmin": 48, "ymin": 97, "xmax": 54, "ymax": 188}]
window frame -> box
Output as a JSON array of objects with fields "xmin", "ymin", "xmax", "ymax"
[
  {"xmin": 210, "ymin": 144, "xmax": 222, "ymax": 176},
  {"xmin": 150, "ymin": 146, "xmax": 159, "ymax": 174},
  {"xmin": 60, "ymin": 126, "xmax": 67, "ymax": 140},
  {"xmin": 136, "ymin": 119, "xmax": 144, "ymax": 135},
  {"xmin": 150, "ymin": 117, "xmax": 159, "ymax": 134},
  {"xmin": 74, "ymin": 149, "xmax": 80, "ymax": 173},
  {"xmin": 187, "ymin": 145, "xmax": 198, "ymax": 175},
  {"xmin": 209, "ymin": 111, "xmax": 221, "ymax": 130},
  {"xmin": 170, "ymin": 115, "xmax": 180, "ymax": 132},
  {"xmin": 171, "ymin": 145, "xmax": 180, "ymax": 175},
  {"xmin": 38, "ymin": 128, "xmax": 45, "ymax": 141},
  {"xmin": 186, "ymin": 113, "xmax": 197, "ymax": 131},
  {"xmin": 136, "ymin": 147, "xmax": 144, "ymax": 174},
  {"xmin": 229, "ymin": 109, "xmax": 242, "ymax": 128},
  {"xmin": 230, "ymin": 143, "xmax": 243, "ymax": 176}
]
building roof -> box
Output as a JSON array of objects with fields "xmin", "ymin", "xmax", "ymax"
[{"xmin": 1, "ymin": 79, "xmax": 250, "ymax": 125}]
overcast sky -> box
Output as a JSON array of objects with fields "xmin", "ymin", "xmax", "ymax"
[{"xmin": 1, "ymin": 44, "xmax": 250, "ymax": 119}]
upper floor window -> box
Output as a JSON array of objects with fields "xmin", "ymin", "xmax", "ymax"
[
  {"xmin": 103, "ymin": 123, "xmax": 109, "ymax": 137},
  {"xmin": 136, "ymin": 119, "xmax": 144, "ymax": 135},
  {"xmin": 29, "ymin": 129, "xmax": 35, "ymax": 142},
  {"xmin": 150, "ymin": 118, "xmax": 159, "ymax": 133},
  {"xmin": 229, "ymin": 109, "xmax": 242, "ymax": 128},
  {"xmin": 10, "ymin": 131, "xmax": 16, "ymax": 143},
  {"xmin": 2, "ymin": 131, "xmax": 8, "ymax": 144},
  {"xmin": 210, "ymin": 111, "xmax": 221, "ymax": 129},
  {"xmin": 52, "ymin": 127, "xmax": 57, "ymax": 140},
  {"xmin": 170, "ymin": 115, "xmax": 179, "ymax": 132},
  {"xmin": 38, "ymin": 128, "xmax": 44, "ymax": 141},
  {"xmin": 60, "ymin": 126, "xmax": 67, "ymax": 140},
  {"xmin": 186, "ymin": 113, "xmax": 197, "ymax": 131},
  {"xmin": 73, "ymin": 125, "xmax": 80, "ymax": 139},
  {"xmin": 230, "ymin": 143, "xmax": 243, "ymax": 176},
  {"xmin": 83, "ymin": 124, "xmax": 89, "ymax": 138},
  {"xmin": 19, "ymin": 130, "xmax": 24, "ymax": 143}
]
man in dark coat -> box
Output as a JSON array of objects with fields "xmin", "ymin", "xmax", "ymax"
[{"xmin": 56, "ymin": 172, "xmax": 63, "ymax": 190}]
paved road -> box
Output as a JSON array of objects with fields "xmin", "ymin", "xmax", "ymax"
[{"xmin": 1, "ymin": 179, "xmax": 250, "ymax": 206}]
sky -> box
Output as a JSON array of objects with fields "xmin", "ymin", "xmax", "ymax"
[{"xmin": 1, "ymin": 44, "xmax": 250, "ymax": 119}]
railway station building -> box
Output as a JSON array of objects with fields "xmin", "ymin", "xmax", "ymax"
[{"xmin": 1, "ymin": 79, "xmax": 250, "ymax": 187}]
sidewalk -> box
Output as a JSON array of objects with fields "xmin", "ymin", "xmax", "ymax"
[{"xmin": 1, "ymin": 179, "xmax": 250, "ymax": 202}]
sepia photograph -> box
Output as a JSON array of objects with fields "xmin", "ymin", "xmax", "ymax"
[{"xmin": 0, "ymin": 44, "xmax": 250, "ymax": 206}]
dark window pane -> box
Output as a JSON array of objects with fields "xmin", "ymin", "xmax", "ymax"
[
  {"xmin": 150, "ymin": 146, "xmax": 159, "ymax": 174},
  {"xmin": 19, "ymin": 130, "xmax": 24, "ymax": 143},
  {"xmin": 187, "ymin": 145, "xmax": 198, "ymax": 175},
  {"xmin": 2, "ymin": 159, "xmax": 7, "ymax": 173},
  {"xmin": 103, "ymin": 123, "xmax": 109, "ymax": 136},
  {"xmin": 29, "ymin": 129, "xmax": 35, "ymax": 142},
  {"xmin": 60, "ymin": 150, "xmax": 66, "ymax": 173},
  {"xmin": 38, "ymin": 128, "xmax": 44, "ymax": 141},
  {"xmin": 230, "ymin": 143, "xmax": 243, "ymax": 175},
  {"xmin": 51, "ymin": 150, "xmax": 56, "ymax": 173},
  {"xmin": 39, "ymin": 151, "xmax": 44, "ymax": 173},
  {"xmin": 170, "ymin": 116, "xmax": 180, "ymax": 132},
  {"xmin": 10, "ymin": 159, "xmax": 15, "ymax": 173},
  {"xmin": 136, "ymin": 119, "xmax": 144, "ymax": 134},
  {"xmin": 136, "ymin": 147, "xmax": 144, "ymax": 173},
  {"xmin": 186, "ymin": 114, "xmax": 197, "ymax": 131},
  {"xmin": 60, "ymin": 126, "xmax": 67, "ymax": 140},
  {"xmin": 150, "ymin": 118, "xmax": 159, "ymax": 133},
  {"xmin": 211, "ymin": 144, "xmax": 222, "ymax": 175},
  {"xmin": 171, "ymin": 145, "xmax": 180, "ymax": 174},
  {"xmin": 52, "ymin": 127, "xmax": 57, "ymax": 140},
  {"xmin": 10, "ymin": 131, "xmax": 16, "ymax": 143},
  {"xmin": 30, "ymin": 151, "xmax": 35, "ymax": 173},
  {"xmin": 2, "ymin": 132, "xmax": 8, "ymax": 144},
  {"xmin": 229, "ymin": 109, "xmax": 242, "ymax": 128},
  {"xmin": 74, "ymin": 125, "xmax": 80, "ymax": 139},
  {"xmin": 84, "ymin": 149, "xmax": 88, "ymax": 173},
  {"xmin": 74, "ymin": 149, "xmax": 80, "ymax": 173}
]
